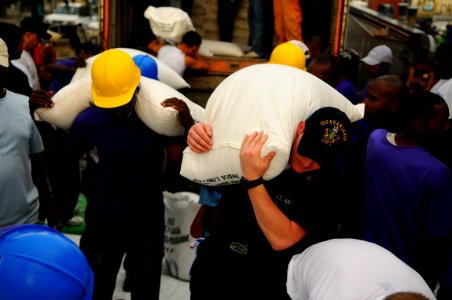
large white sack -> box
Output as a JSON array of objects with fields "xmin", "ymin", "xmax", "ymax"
[
  {"xmin": 35, "ymin": 76, "xmax": 205, "ymax": 136},
  {"xmin": 162, "ymin": 191, "xmax": 200, "ymax": 281},
  {"xmin": 34, "ymin": 77, "xmax": 93, "ymax": 130},
  {"xmin": 180, "ymin": 63, "xmax": 365, "ymax": 186},
  {"xmin": 135, "ymin": 76, "xmax": 205, "ymax": 136},
  {"xmin": 71, "ymin": 48, "xmax": 190, "ymax": 90},
  {"xmin": 144, "ymin": 6, "xmax": 195, "ymax": 44}
]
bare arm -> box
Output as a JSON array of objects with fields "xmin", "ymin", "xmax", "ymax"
[
  {"xmin": 147, "ymin": 39, "xmax": 164, "ymax": 55},
  {"xmin": 185, "ymin": 55, "xmax": 209, "ymax": 72},
  {"xmin": 240, "ymin": 132, "xmax": 306, "ymax": 250}
]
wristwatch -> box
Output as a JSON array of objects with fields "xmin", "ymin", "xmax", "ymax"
[{"xmin": 240, "ymin": 176, "xmax": 264, "ymax": 190}]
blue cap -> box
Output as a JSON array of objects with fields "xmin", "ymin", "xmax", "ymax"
[
  {"xmin": 133, "ymin": 54, "xmax": 159, "ymax": 80},
  {"xmin": 0, "ymin": 224, "xmax": 93, "ymax": 300}
]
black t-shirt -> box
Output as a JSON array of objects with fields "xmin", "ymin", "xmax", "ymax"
[
  {"xmin": 194, "ymin": 167, "xmax": 341, "ymax": 299},
  {"xmin": 215, "ymin": 167, "xmax": 340, "ymax": 257}
]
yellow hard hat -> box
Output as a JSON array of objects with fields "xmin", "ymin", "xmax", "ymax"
[
  {"xmin": 269, "ymin": 42, "xmax": 307, "ymax": 71},
  {"xmin": 91, "ymin": 49, "xmax": 141, "ymax": 108}
]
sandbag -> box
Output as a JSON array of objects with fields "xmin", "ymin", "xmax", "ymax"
[
  {"xmin": 34, "ymin": 77, "xmax": 93, "ymax": 130},
  {"xmin": 180, "ymin": 63, "xmax": 365, "ymax": 186},
  {"xmin": 144, "ymin": 6, "xmax": 195, "ymax": 44},
  {"xmin": 135, "ymin": 77, "xmax": 205, "ymax": 136},
  {"xmin": 71, "ymin": 48, "xmax": 190, "ymax": 90},
  {"xmin": 35, "ymin": 76, "xmax": 205, "ymax": 136},
  {"xmin": 162, "ymin": 191, "xmax": 200, "ymax": 281},
  {"xmin": 198, "ymin": 39, "xmax": 244, "ymax": 57}
]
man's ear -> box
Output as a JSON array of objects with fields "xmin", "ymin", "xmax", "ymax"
[{"xmin": 297, "ymin": 121, "xmax": 306, "ymax": 135}]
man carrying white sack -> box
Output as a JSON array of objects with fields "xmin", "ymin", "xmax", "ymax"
[
  {"xmin": 47, "ymin": 49, "xmax": 196, "ymax": 299},
  {"xmin": 286, "ymin": 239, "xmax": 436, "ymax": 300},
  {"xmin": 187, "ymin": 107, "xmax": 352, "ymax": 300}
]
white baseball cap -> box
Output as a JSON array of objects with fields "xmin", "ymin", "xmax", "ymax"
[
  {"xmin": 0, "ymin": 38, "xmax": 9, "ymax": 68},
  {"xmin": 361, "ymin": 45, "xmax": 393, "ymax": 66}
]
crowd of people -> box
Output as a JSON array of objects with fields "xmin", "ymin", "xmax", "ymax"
[{"xmin": 0, "ymin": 6, "xmax": 452, "ymax": 300}]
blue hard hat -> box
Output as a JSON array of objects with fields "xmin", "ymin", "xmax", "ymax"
[
  {"xmin": 133, "ymin": 54, "xmax": 159, "ymax": 80},
  {"xmin": 0, "ymin": 224, "xmax": 93, "ymax": 300}
]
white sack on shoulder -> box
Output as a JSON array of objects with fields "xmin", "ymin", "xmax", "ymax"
[
  {"xmin": 135, "ymin": 76, "xmax": 205, "ymax": 136},
  {"xmin": 180, "ymin": 63, "xmax": 365, "ymax": 186},
  {"xmin": 34, "ymin": 77, "xmax": 93, "ymax": 130},
  {"xmin": 35, "ymin": 76, "xmax": 205, "ymax": 136},
  {"xmin": 71, "ymin": 48, "xmax": 190, "ymax": 90}
]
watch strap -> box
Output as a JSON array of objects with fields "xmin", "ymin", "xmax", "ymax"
[{"xmin": 240, "ymin": 176, "xmax": 264, "ymax": 190}]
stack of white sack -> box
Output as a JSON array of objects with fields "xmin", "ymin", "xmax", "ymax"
[
  {"xmin": 34, "ymin": 76, "xmax": 205, "ymax": 136},
  {"xmin": 180, "ymin": 63, "xmax": 365, "ymax": 186}
]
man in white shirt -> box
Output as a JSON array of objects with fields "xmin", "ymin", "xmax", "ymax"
[
  {"xmin": 287, "ymin": 239, "xmax": 436, "ymax": 300},
  {"xmin": 11, "ymin": 17, "xmax": 50, "ymax": 90}
]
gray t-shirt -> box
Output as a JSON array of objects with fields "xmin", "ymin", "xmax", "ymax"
[{"xmin": 0, "ymin": 90, "xmax": 44, "ymax": 227}]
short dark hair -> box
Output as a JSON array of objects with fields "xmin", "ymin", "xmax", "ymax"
[
  {"xmin": 384, "ymin": 291, "xmax": 430, "ymax": 300},
  {"xmin": 0, "ymin": 22, "xmax": 24, "ymax": 60},
  {"xmin": 181, "ymin": 31, "xmax": 202, "ymax": 47},
  {"xmin": 398, "ymin": 91, "xmax": 446, "ymax": 128},
  {"xmin": 20, "ymin": 16, "xmax": 50, "ymax": 39}
]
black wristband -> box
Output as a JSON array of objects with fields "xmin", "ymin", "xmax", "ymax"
[{"xmin": 240, "ymin": 176, "xmax": 264, "ymax": 190}]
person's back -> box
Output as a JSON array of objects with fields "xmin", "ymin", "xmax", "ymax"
[
  {"xmin": 287, "ymin": 239, "xmax": 436, "ymax": 300},
  {"xmin": 364, "ymin": 91, "xmax": 452, "ymax": 297}
]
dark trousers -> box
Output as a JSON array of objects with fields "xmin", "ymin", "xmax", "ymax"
[
  {"xmin": 217, "ymin": 0, "xmax": 241, "ymax": 42},
  {"xmin": 189, "ymin": 235, "xmax": 290, "ymax": 300},
  {"xmin": 80, "ymin": 210, "xmax": 164, "ymax": 300},
  {"xmin": 35, "ymin": 122, "xmax": 80, "ymax": 222},
  {"xmin": 247, "ymin": 0, "xmax": 274, "ymax": 58}
]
